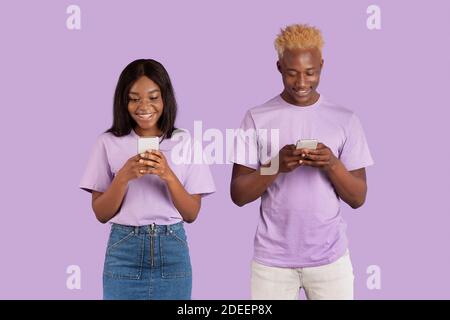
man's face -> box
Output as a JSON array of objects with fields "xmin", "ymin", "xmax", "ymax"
[{"xmin": 278, "ymin": 48, "xmax": 323, "ymax": 106}]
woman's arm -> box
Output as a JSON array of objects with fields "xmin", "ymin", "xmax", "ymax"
[
  {"xmin": 91, "ymin": 154, "xmax": 150, "ymax": 223},
  {"xmin": 166, "ymin": 177, "xmax": 201, "ymax": 223},
  {"xmin": 91, "ymin": 175, "xmax": 128, "ymax": 223},
  {"xmin": 139, "ymin": 150, "xmax": 202, "ymax": 223}
]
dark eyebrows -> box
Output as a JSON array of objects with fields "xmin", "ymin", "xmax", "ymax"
[
  {"xmin": 286, "ymin": 67, "xmax": 316, "ymax": 72},
  {"xmin": 128, "ymin": 89, "xmax": 160, "ymax": 95}
]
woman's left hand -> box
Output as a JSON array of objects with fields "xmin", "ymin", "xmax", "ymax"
[{"xmin": 139, "ymin": 150, "xmax": 176, "ymax": 182}]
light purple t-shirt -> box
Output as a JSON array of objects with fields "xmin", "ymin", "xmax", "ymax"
[
  {"xmin": 79, "ymin": 128, "xmax": 216, "ymax": 226},
  {"xmin": 232, "ymin": 95, "xmax": 374, "ymax": 268}
]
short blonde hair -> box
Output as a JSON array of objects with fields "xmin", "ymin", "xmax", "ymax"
[{"xmin": 274, "ymin": 24, "xmax": 324, "ymax": 58}]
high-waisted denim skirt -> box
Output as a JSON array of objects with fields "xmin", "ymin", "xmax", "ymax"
[{"xmin": 103, "ymin": 222, "xmax": 192, "ymax": 300}]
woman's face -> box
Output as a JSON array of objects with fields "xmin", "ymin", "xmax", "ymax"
[{"xmin": 127, "ymin": 76, "xmax": 164, "ymax": 135}]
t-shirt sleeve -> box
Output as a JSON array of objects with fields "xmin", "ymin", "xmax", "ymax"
[
  {"xmin": 79, "ymin": 135, "xmax": 113, "ymax": 193},
  {"xmin": 183, "ymin": 163, "xmax": 216, "ymax": 198},
  {"xmin": 229, "ymin": 110, "xmax": 260, "ymax": 170},
  {"xmin": 339, "ymin": 114, "xmax": 374, "ymax": 171}
]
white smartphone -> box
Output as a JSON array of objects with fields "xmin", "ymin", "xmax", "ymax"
[
  {"xmin": 138, "ymin": 137, "xmax": 159, "ymax": 154},
  {"xmin": 296, "ymin": 139, "xmax": 318, "ymax": 150}
]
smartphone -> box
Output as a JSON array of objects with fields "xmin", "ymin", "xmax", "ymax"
[
  {"xmin": 138, "ymin": 137, "xmax": 159, "ymax": 154},
  {"xmin": 296, "ymin": 139, "xmax": 318, "ymax": 150}
]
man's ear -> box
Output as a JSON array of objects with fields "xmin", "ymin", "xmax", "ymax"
[
  {"xmin": 320, "ymin": 59, "xmax": 324, "ymax": 69},
  {"xmin": 277, "ymin": 61, "xmax": 282, "ymax": 73}
]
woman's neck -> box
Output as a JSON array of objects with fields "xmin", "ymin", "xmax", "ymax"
[{"xmin": 134, "ymin": 126, "xmax": 163, "ymax": 137}]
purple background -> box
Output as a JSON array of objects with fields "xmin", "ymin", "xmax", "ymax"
[{"xmin": 1, "ymin": 0, "xmax": 449, "ymax": 299}]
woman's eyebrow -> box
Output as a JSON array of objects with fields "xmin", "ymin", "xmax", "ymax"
[{"xmin": 129, "ymin": 89, "xmax": 160, "ymax": 95}]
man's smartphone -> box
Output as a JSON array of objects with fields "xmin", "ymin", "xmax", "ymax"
[
  {"xmin": 296, "ymin": 139, "xmax": 318, "ymax": 150},
  {"xmin": 138, "ymin": 137, "xmax": 159, "ymax": 154}
]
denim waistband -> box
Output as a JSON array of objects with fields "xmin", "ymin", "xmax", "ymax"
[{"xmin": 111, "ymin": 221, "xmax": 184, "ymax": 235}]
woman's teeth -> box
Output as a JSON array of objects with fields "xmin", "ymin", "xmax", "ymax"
[{"xmin": 137, "ymin": 113, "xmax": 153, "ymax": 120}]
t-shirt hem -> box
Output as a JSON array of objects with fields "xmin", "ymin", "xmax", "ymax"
[
  {"xmin": 79, "ymin": 184, "xmax": 107, "ymax": 193},
  {"xmin": 230, "ymin": 160, "xmax": 259, "ymax": 170},
  {"xmin": 253, "ymin": 248, "xmax": 347, "ymax": 268},
  {"xmin": 109, "ymin": 217, "xmax": 184, "ymax": 227},
  {"xmin": 186, "ymin": 188, "xmax": 216, "ymax": 197},
  {"xmin": 344, "ymin": 160, "xmax": 375, "ymax": 172}
]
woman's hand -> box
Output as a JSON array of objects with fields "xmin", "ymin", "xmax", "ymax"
[
  {"xmin": 116, "ymin": 154, "xmax": 150, "ymax": 183},
  {"xmin": 138, "ymin": 150, "xmax": 176, "ymax": 182}
]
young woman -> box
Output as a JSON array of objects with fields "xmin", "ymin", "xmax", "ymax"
[{"xmin": 80, "ymin": 59, "xmax": 215, "ymax": 300}]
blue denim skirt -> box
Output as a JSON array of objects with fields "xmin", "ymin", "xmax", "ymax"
[{"xmin": 103, "ymin": 222, "xmax": 192, "ymax": 300}]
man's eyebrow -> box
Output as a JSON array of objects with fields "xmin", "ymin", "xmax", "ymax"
[{"xmin": 286, "ymin": 67, "xmax": 315, "ymax": 71}]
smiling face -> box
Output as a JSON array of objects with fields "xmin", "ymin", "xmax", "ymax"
[
  {"xmin": 127, "ymin": 76, "xmax": 164, "ymax": 137},
  {"xmin": 278, "ymin": 47, "xmax": 323, "ymax": 106}
]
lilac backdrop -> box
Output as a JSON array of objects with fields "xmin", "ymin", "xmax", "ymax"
[{"xmin": 1, "ymin": 0, "xmax": 449, "ymax": 299}]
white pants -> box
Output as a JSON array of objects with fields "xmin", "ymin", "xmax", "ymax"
[{"xmin": 251, "ymin": 250, "xmax": 354, "ymax": 300}]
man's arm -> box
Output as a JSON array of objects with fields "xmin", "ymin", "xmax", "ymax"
[
  {"xmin": 297, "ymin": 143, "xmax": 368, "ymax": 209},
  {"xmin": 230, "ymin": 164, "xmax": 279, "ymax": 207},
  {"xmin": 230, "ymin": 144, "xmax": 303, "ymax": 207},
  {"xmin": 326, "ymin": 165, "xmax": 367, "ymax": 209}
]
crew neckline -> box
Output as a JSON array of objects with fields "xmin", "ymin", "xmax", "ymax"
[
  {"xmin": 131, "ymin": 128, "xmax": 164, "ymax": 141},
  {"xmin": 278, "ymin": 93, "xmax": 323, "ymax": 110}
]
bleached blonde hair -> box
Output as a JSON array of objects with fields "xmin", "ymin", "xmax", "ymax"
[{"xmin": 274, "ymin": 24, "xmax": 324, "ymax": 58}]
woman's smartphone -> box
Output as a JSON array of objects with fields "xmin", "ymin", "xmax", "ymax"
[
  {"xmin": 296, "ymin": 139, "xmax": 318, "ymax": 150},
  {"xmin": 138, "ymin": 137, "xmax": 159, "ymax": 154}
]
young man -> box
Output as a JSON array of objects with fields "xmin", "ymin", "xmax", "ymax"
[{"xmin": 230, "ymin": 24, "xmax": 374, "ymax": 300}]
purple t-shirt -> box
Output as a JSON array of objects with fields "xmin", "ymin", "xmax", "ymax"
[
  {"xmin": 79, "ymin": 129, "xmax": 216, "ymax": 226},
  {"xmin": 232, "ymin": 95, "xmax": 374, "ymax": 268}
]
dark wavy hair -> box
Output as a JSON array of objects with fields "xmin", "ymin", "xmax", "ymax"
[{"xmin": 106, "ymin": 59, "xmax": 177, "ymax": 139}]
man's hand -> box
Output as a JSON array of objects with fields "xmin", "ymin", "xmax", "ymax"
[
  {"xmin": 262, "ymin": 144, "xmax": 305, "ymax": 174},
  {"xmin": 294, "ymin": 142, "xmax": 339, "ymax": 172}
]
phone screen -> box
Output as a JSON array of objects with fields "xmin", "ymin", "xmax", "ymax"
[
  {"xmin": 296, "ymin": 139, "xmax": 318, "ymax": 150},
  {"xmin": 138, "ymin": 137, "xmax": 160, "ymax": 154}
]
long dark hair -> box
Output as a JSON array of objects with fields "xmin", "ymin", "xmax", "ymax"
[{"xmin": 106, "ymin": 59, "xmax": 177, "ymax": 139}]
